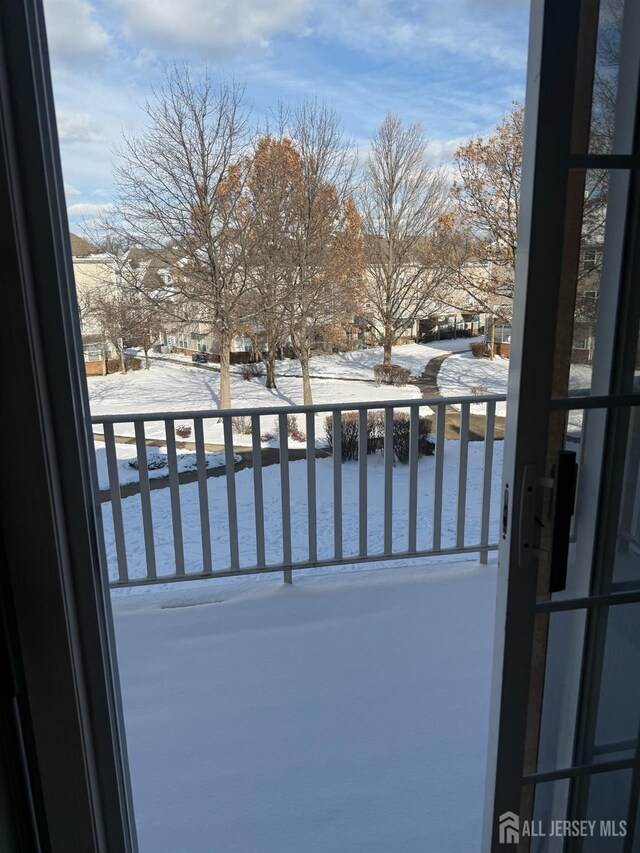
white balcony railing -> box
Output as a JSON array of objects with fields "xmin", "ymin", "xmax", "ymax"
[{"xmin": 92, "ymin": 394, "xmax": 505, "ymax": 588}]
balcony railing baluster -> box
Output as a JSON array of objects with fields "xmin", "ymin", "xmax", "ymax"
[
  {"xmin": 305, "ymin": 412, "xmax": 317, "ymax": 563},
  {"xmin": 164, "ymin": 418, "xmax": 185, "ymax": 576},
  {"xmin": 384, "ymin": 407, "xmax": 394, "ymax": 554},
  {"xmin": 332, "ymin": 409, "xmax": 343, "ymax": 561},
  {"xmin": 103, "ymin": 422, "xmax": 129, "ymax": 583},
  {"xmin": 223, "ymin": 415, "xmax": 240, "ymax": 571},
  {"xmin": 433, "ymin": 403, "xmax": 446, "ymax": 551},
  {"xmin": 408, "ymin": 406, "xmax": 419, "ymax": 553},
  {"xmin": 194, "ymin": 417, "xmax": 212, "ymax": 574},
  {"xmin": 480, "ymin": 401, "xmax": 496, "ymax": 565},
  {"xmin": 358, "ymin": 408, "xmax": 368, "ymax": 557},
  {"xmin": 251, "ymin": 414, "xmax": 266, "ymax": 567},
  {"xmin": 278, "ymin": 412, "xmax": 292, "ymax": 583},
  {"xmin": 134, "ymin": 420, "xmax": 157, "ymax": 580},
  {"xmin": 456, "ymin": 402, "xmax": 470, "ymax": 549}
]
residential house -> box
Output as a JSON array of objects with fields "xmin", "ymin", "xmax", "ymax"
[{"xmin": 70, "ymin": 232, "xmax": 117, "ymax": 374}]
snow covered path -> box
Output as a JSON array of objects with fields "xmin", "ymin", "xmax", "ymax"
[{"xmin": 113, "ymin": 561, "xmax": 496, "ymax": 853}]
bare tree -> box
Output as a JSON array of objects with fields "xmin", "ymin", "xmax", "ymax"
[
  {"xmin": 277, "ymin": 100, "xmax": 365, "ymax": 404},
  {"xmin": 447, "ymin": 100, "xmax": 607, "ymax": 323},
  {"xmin": 591, "ymin": 0, "xmax": 623, "ymax": 154},
  {"xmin": 108, "ymin": 64, "xmax": 253, "ymax": 408},
  {"xmin": 450, "ymin": 102, "xmax": 524, "ymax": 314},
  {"xmin": 358, "ymin": 114, "xmax": 449, "ymax": 364}
]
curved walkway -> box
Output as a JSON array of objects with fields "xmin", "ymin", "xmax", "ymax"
[{"xmin": 414, "ymin": 353, "xmax": 506, "ymax": 442}]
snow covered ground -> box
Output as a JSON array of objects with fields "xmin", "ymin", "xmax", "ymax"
[
  {"xmin": 89, "ymin": 341, "xmax": 477, "ymax": 453},
  {"xmin": 437, "ymin": 352, "xmax": 509, "ymax": 416},
  {"xmin": 101, "ymin": 439, "xmax": 503, "ymax": 581},
  {"xmin": 270, "ymin": 338, "xmax": 479, "ymax": 381},
  {"xmin": 113, "ymin": 560, "xmax": 496, "ymax": 853},
  {"xmin": 437, "ymin": 351, "xmax": 594, "ymax": 419},
  {"xmin": 89, "ymin": 356, "xmax": 434, "ymax": 449}
]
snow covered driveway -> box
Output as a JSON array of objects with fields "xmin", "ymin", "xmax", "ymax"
[{"xmin": 113, "ymin": 562, "xmax": 496, "ymax": 852}]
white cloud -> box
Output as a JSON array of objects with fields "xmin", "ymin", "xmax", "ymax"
[
  {"xmin": 43, "ymin": 0, "xmax": 110, "ymax": 65},
  {"xmin": 64, "ymin": 183, "xmax": 82, "ymax": 196},
  {"xmin": 316, "ymin": 0, "xmax": 527, "ymax": 72},
  {"xmin": 425, "ymin": 137, "xmax": 465, "ymax": 162},
  {"xmin": 116, "ymin": 0, "xmax": 313, "ymax": 53},
  {"xmin": 67, "ymin": 202, "xmax": 114, "ymax": 217},
  {"xmin": 56, "ymin": 111, "xmax": 103, "ymax": 144}
]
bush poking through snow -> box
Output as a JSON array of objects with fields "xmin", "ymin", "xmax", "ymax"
[
  {"xmin": 238, "ymin": 362, "xmax": 264, "ymax": 381},
  {"xmin": 470, "ymin": 342, "xmax": 491, "ymax": 359},
  {"xmin": 275, "ymin": 414, "xmax": 305, "ymax": 443},
  {"xmin": 128, "ymin": 448, "xmax": 168, "ymax": 471},
  {"xmin": 373, "ymin": 363, "xmax": 412, "ymax": 387},
  {"xmin": 232, "ymin": 415, "xmax": 253, "ymax": 435},
  {"xmin": 127, "ymin": 449, "xmax": 236, "ymax": 474},
  {"xmin": 176, "ymin": 424, "xmax": 192, "ymax": 439},
  {"xmin": 325, "ymin": 411, "xmax": 433, "ymax": 462},
  {"xmin": 470, "ymin": 384, "xmax": 489, "ymax": 395}
]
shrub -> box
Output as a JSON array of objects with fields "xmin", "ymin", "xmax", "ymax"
[
  {"xmin": 176, "ymin": 424, "xmax": 192, "ymax": 439},
  {"xmin": 232, "ymin": 415, "xmax": 253, "ymax": 435},
  {"xmin": 389, "ymin": 413, "xmax": 434, "ymax": 463},
  {"xmin": 470, "ymin": 342, "xmax": 492, "ymax": 358},
  {"xmin": 470, "ymin": 384, "xmax": 489, "ymax": 395},
  {"xmin": 324, "ymin": 412, "xmax": 361, "ymax": 461},
  {"xmin": 239, "ymin": 362, "xmax": 264, "ymax": 381},
  {"xmin": 325, "ymin": 411, "xmax": 433, "ymax": 463},
  {"xmin": 373, "ymin": 363, "xmax": 412, "ymax": 387},
  {"xmin": 128, "ymin": 448, "xmax": 167, "ymax": 471},
  {"xmin": 275, "ymin": 414, "xmax": 305, "ymax": 442},
  {"xmin": 105, "ymin": 356, "xmax": 142, "ymax": 373}
]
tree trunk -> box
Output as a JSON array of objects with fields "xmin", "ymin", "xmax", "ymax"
[
  {"xmin": 219, "ymin": 329, "xmax": 232, "ymax": 409},
  {"xmin": 300, "ymin": 349, "xmax": 313, "ymax": 405},
  {"xmin": 144, "ymin": 347, "xmax": 150, "ymax": 369},
  {"xmin": 265, "ymin": 351, "xmax": 277, "ymax": 389},
  {"xmin": 383, "ymin": 324, "xmax": 393, "ymax": 366},
  {"xmin": 119, "ymin": 347, "xmax": 126, "ymax": 374}
]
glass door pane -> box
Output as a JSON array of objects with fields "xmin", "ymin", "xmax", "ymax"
[{"xmin": 484, "ymin": 0, "xmax": 640, "ymax": 847}]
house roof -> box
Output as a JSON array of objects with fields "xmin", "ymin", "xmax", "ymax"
[
  {"xmin": 123, "ymin": 246, "xmax": 177, "ymax": 291},
  {"xmin": 69, "ymin": 233, "xmax": 100, "ymax": 258}
]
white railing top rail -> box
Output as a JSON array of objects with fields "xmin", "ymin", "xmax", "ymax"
[{"xmin": 90, "ymin": 392, "xmax": 507, "ymax": 425}]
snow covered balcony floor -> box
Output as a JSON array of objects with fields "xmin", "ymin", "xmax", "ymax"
[{"xmin": 113, "ymin": 561, "xmax": 496, "ymax": 853}]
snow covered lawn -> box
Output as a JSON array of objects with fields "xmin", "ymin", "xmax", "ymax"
[
  {"xmin": 89, "ymin": 358, "xmax": 433, "ymax": 448},
  {"xmin": 113, "ymin": 561, "xmax": 496, "ymax": 852},
  {"xmin": 437, "ymin": 351, "xmax": 509, "ymax": 416},
  {"xmin": 271, "ymin": 338, "xmax": 480, "ymax": 381},
  {"xmin": 101, "ymin": 440, "xmax": 503, "ymax": 581},
  {"xmin": 89, "ymin": 342, "xmax": 479, "ymax": 448},
  {"xmin": 437, "ymin": 352, "xmax": 594, "ymax": 419}
]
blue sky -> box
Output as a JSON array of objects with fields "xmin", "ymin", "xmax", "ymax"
[{"xmin": 43, "ymin": 0, "xmax": 530, "ymax": 228}]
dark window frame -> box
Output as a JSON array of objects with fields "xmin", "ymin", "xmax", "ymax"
[{"xmin": 0, "ymin": 0, "xmax": 137, "ymax": 849}]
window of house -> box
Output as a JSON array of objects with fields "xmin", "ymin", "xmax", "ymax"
[
  {"xmin": 582, "ymin": 249, "xmax": 598, "ymax": 271},
  {"xmin": 83, "ymin": 343, "xmax": 102, "ymax": 361}
]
